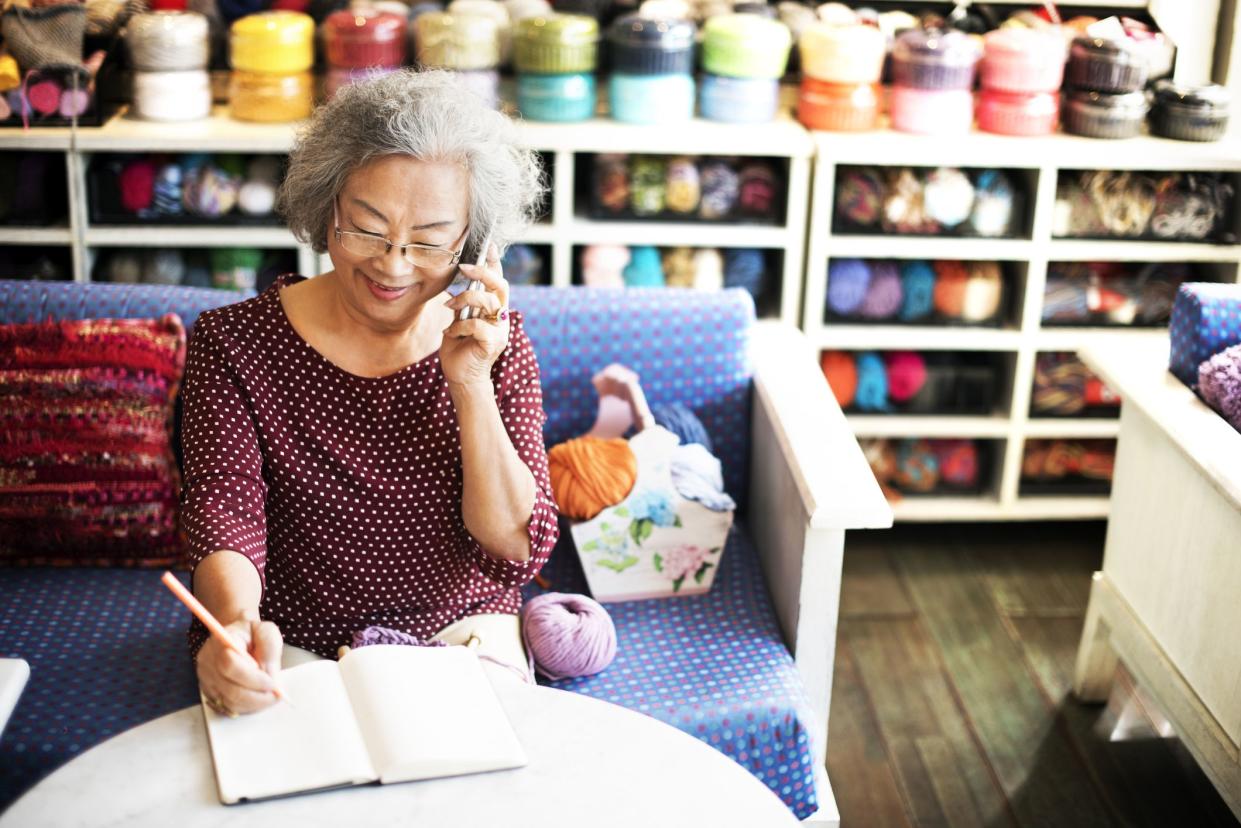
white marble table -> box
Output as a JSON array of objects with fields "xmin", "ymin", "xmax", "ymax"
[
  {"xmin": 0, "ymin": 659, "xmax": 28, "ymax": 738},
  {"xmin": 0, "ymin": 681, "xmax": 800, "ymax": 828},
  {"xmin": 1073, "ymin": 336, "xmax": 1241, "ymax": 819}
]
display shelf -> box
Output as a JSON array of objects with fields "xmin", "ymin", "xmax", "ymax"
[
  {"xmin": 890, "ymin": 494, "xmax": 1111, "ymax": 522},
  {"xmin": 75, "ymin": 106, "xmax": 297, "ymax": 153},
  {"xmin": 568, "ymin": 219, "xmax": 793, "ymax": 249},
  {"xmin": 516, "ymin": 113, "xmax": 814, "ymax": 158},
  {"xmin": 815, "ymin": 325, "xmax": 1023, "ymax": 352},
  {"xmin": 1048, "ymin": 239, "xmax": 1241, "ymax": 263},
  {"xmin": 846, "ymin": 414, "xmax": 1011, "ymax": 438},
  {"xmin": 805, "ymin": 125, "xmax": 1241, "ymax": 522},
  {"xmin": 823, "ymin": 235, "xmax": 1033, "ymax": 261},
  {"xmin": 84, "ymin": 226, "xmax": 301, "ymax": 248},
  {"xmin": 0, "ymin": 226, "xmax": 73, "ymax": 245},
  {"xmin": 1023, "ymin": 418, "xmax": 1122, "ymax": 439}
]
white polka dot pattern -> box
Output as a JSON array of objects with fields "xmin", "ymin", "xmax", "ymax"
[{"xmin": 180, "ymin": 275, "xmax": 559, "ymax": 657}]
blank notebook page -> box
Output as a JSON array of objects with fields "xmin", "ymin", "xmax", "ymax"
[
  {"xmin": 338, "ymin": 645, "xmax": 527, "ymax": 783},
  {"xmin": 204, "ymin": 659, "xmax": 376, "ymax": 803}
]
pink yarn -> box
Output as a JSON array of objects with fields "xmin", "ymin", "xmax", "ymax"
[
  {"xmin": 27, "ymin": 80, "xmax": 61, "ymax": 116},
  {"xmin": 885, "ymin": 351, "xmax": 927, "ymax": 403},
  {"xmin": 521, "ymin": 592, "xmax": 617, "ymax": 680},
  {"xmin": 1199, "ymin": 343, "xmax": 1241, "ymax": 432}
]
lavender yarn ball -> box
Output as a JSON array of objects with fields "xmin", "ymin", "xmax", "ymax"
[
  {"xmin": 859, "ymin": 261, "xmax": 903, "ymax": 319},
  {"xmin": 1199, "ymin": 343, "xmax": 1241, "ymax": 432},
  {"xmin": 522, "ymin": 592, "xmax": 617, "ymax": 680},
  {"xmin": 827, "ymin": 258, "xmax": 872, "ymax": 316}
]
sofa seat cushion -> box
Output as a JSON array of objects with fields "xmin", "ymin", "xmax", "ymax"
[
  {"xmin": 0, "ymin": 569, "xmax": 200, "ymax": 811},
  {"xmin": 524, "ymin": 522, "xmax": 820, "ymax": 820}
]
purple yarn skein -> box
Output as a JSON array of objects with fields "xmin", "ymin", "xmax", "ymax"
[
  {"xmin": 859, "ymin": 261, "xmax": 903, "ymax": 319},
  {"xmin": 1199, "ymin": 343, "xmax": 1241, "ymax": 432},
  {"xmin": 827, "ymin": 258, "xmax": 872, "ymax": 316},
  {"xmin": 521, "ymin": 592, "xmax": 617, "ymax": 680}
]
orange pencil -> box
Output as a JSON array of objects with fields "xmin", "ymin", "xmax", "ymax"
[{"xmin": 160, "ymin": 571, "xmax": 289, "ymax": 704}]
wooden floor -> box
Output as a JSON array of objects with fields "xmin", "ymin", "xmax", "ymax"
[{"xmin": 827, "ymin": 521, "xmax": 1239, "ymax": 828}]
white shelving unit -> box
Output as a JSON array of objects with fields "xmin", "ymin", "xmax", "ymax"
[
  {"xmin": 805, "ymin": 127, "xmax": 1241, "ymax": 522},
  {"xmin": 2, "ymin": 105, "xmax": 813, "ymax": 326}
]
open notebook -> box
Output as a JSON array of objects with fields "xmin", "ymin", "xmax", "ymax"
[{"xmin": 202, "ymin": 644, "xmax": 527, "ymax": 804}]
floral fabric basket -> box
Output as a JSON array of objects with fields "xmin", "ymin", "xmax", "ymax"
[{"xmin": 570, "ymin": 426, "xmax": 734, "ymax": 601}]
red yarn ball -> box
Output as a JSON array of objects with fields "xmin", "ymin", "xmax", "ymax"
[
  {"xmin": 884, "ymin": 351, "xmax": 926, "ymax": 403},
  {"xmin": 119, "ymin": 159, "xmax": 158, "ymax": 214},
  {"xmin": 27, "ymin": 80, "xmax": 61, "ymax": 116}
]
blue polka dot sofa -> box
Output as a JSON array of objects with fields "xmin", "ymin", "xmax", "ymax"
[{"xmin": 0, "ymin": 279, "xmax": 890, "ymax": 825}]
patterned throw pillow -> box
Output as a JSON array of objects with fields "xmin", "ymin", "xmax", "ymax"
[{"xmin": 0, "ymin": 315, "xmax": 187, "ymax": 567}]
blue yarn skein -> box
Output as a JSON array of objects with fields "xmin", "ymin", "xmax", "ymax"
[
  {"xmin": 502, "ymin": 243, "xmax": 543, "ymax": 286},
  {"xmin": 854, "ymin": 351, "xmax": 890, "ymax": 412},
  {"xmin": 723, "ymin": 248, "xmax": 765, "ymax": 302},
  {"xmin": 899, "ymin": 260, "xmax": 935, "ymax": 321},
  {"xmin": 623, "ymin": 246, "xmax": 665, "ymax": 287},
  {"xmin": 652, "ymin": 402, "xmax": 713, "ymax": 453},
  {"xmin": 827, "ymin": 258, "xmax": 871, "ymax": 316}
]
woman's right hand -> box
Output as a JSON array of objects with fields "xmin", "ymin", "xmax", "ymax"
[{"xmin": 195, "ymin": 615, "xmax": 284, "ymax": 716}]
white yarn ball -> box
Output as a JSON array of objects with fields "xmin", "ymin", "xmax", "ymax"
[
  {"xmin": 142, "ymin": 249, "xmax": 186, "ymax": 285},
  {"xmin": 238, "ymin": 180, "xmax": 276, "ymax": 216}
]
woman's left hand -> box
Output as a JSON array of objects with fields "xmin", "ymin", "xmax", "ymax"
[{"xmin": 441, "ymin": 243, "xmax": 511, "ymax": 388}]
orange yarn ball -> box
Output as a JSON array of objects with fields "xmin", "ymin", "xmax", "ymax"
[
  {"xmin": 548, "ymin": 436, "xmax": 639, "ymax": 521},
  {"xmin": 820, "ymin": 350, "xmax": 858, "ymax": 408},
  {"xmin": 933, "ymin": 260, "xmax": 970, "ymax": 318}
]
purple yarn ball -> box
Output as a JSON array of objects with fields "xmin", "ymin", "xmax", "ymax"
[
  {"xmin": 827, "ymin": 258, "xmax": 872, "ymax": 316},
  {"xmin": 859, "ymin": 261, "xmax": 903, "ymax": 319},
  {"xmin": 1199, "ymin": 343, "xmax": 1241, "ymax": 432},
  {"xmin": 521, "ymin": 592, "xmax": 617, "ymax": 680}
]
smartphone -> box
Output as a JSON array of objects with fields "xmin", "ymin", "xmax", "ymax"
[{"xmin": 457, "ymin": 234, "xmax": 493, "ymax": 322}]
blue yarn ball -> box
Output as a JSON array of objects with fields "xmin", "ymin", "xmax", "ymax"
[
  {"xmin": 854, "ymin": 351, "xmax": 890, "ymax": 412},
  {"xmin": 899, "ymin": 260, "xmax": 935, "ymax": 321},
  {"xmin": 623, "ymin": 246, "xmax": 665, "ymax": 287},
  {"xmin": 723, "ymin": 248, "xmax": 765, "ymax": 301},
  {"xmin": 827, "ymin": 258, "xmax": 871, "ymax": 316},
  {"xmin": 653, "ymin": 402, "xmax": 713, "ymax": 453},
  {"xmin": 502, "ymin": 244, "xmax": 543, "ymax": 286}
]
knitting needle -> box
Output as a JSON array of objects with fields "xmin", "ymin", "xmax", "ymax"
[{"xmin": 160, "ymin": 571, "xmax": 292, "ymax": 707}]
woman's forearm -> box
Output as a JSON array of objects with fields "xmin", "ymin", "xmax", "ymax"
[
  {"xmin": 194, "ymin": 550, "xmax": 264, "ymax": 626},
  {"xmin": 449, "ymin": 379, "xmax": 537, "ymax": 561}
]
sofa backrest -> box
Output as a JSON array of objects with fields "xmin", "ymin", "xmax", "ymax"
[{"xmin": 0, "ymin": 280, "xmax": 755, "ymax": 502}]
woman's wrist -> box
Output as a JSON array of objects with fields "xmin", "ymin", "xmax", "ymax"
[{"xmin": 447, "ymin": 379, "xmax": 495, "ymax": 403}]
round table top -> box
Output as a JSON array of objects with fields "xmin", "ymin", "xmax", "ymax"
[{"xmin": 0, "ymin": 682, "xmax": 800, "ymax": 828}]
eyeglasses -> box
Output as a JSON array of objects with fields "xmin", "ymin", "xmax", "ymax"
[{"xmin": 333, "ymin": 198, "xmax": 467, "ymax": 270}]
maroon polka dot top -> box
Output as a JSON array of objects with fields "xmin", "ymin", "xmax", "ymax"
[{"xmin": 180, "ymin": 274, "xmax": 559, "ymax": 658}]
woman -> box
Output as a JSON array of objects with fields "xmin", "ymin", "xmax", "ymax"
[{"xmin": 183, "ymin": 71, "xmax": 558, "ymax": 716}]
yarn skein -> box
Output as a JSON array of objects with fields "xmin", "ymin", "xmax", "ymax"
[
  {"xmin": 126, "ymin": 11, "xmax": 210, "ymax": 70},
  {"xmin": 884, "ymin": 351, "xmax": 926, "ymax": 403},
  {"xmin": 820, "ymin": 350, "xmax": 857, "ymax": 408},
  {"xmin": 521, "ymin": 592, "xmax": 617, "ymax": 680},
  {"xmin": 933, "ymin": 260, "xmax": 970, "ymax": 318},
  {"xmin": 858, "ymin": 261, "xmax": 903, "ymax": 319},
  {"xmin": 827, "ymin": 257, "xmax": 871, "ymax": 316},
  {"xmin": 854, "ymin": 351, "xmax": 889, "ymax": 412},
  {"xmin": 899, "ymin": 260, "xmax": 935, "ymax": 321},
  {"xmin": 548, "ymin": 436, "xmax": 638, "ymax": 520},
  {"xmin": 652, "ymin": 401, "xmax": 712, "ymax": 452}
]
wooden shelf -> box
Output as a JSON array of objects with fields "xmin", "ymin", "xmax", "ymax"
[
  {"xmin": 1035, "ymin": 327, "xmax": 1169, "ymax": 351},
  {"xmin": 0, "ymin": 226, "xmax": 72, "ymax": 245},
  {"xmin": 85, "ymin": 225, "xmax": 299, "ymax": 248},
  {"xmin": 568, "ymin": 219, "xmax": 792, "ymax": 249},
  {"xmin": 846, "ymin": 414, "xmax": 1011, "ymax": 438},
  {"xmin": 815, "ymin": 324, "xmax": 1024, "ymax": 352},
  {"xmin": 519, "ymin": 113, "xmax": 814, "ymax": 158},
  {"xmin": 76, "ymin": 107, "xmax": 298, "ymax": 153},
  {"xmin": 890, "ymin": 494, "xmax": 1111, "ymax": 522},
  {"xmin": 822, "ymin": 235, "xmax": 1032, "ymax": 262},
  {"xmin": 813, "ymin": 128, "xmax": 1241, "ymax": 171},
  {"xmin": 1022, "ymin": 418, "xmax": 1121, "ymax": 439},
  {"xmin": 1048, "ymin": 239, "xmax": 1241, "ymax": 263}
]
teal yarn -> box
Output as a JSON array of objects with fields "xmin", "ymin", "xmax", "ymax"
[
  {"xmin": 899, "ymin": 260, "xmax": 935, "ymax": 321},
  {"xmin": 652, "ymin": 402, "xmax": 713, "ymax": 453},
  {"xmin": 623, "ymin": 246, "xmax": 665, "ymax": 287},
  {"xmin": 854, "ymin": 351, "xmax": 890, "ymax": 412},
  {"xmin": 723, "ymin": 248, "xmax": 765, "ymax": 301}
]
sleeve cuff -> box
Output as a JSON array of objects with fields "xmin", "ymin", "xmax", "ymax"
[{"xmin": 472, "ymin": 488, "xmax": 559, "ymax": 587}]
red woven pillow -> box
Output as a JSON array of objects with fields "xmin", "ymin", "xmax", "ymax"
[{"xmin": 0, "ymin": 315, "xmax": 187, "ymax": 567}]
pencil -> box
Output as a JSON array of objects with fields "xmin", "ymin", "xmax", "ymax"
[{"xmin": 160, "ymin": 571, "xmax": 290, "ymax": 704}]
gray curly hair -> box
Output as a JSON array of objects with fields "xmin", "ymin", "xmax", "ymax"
[{"xmin": 278, "ymin": 70, "xmax": 545, "ymax": 260}]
